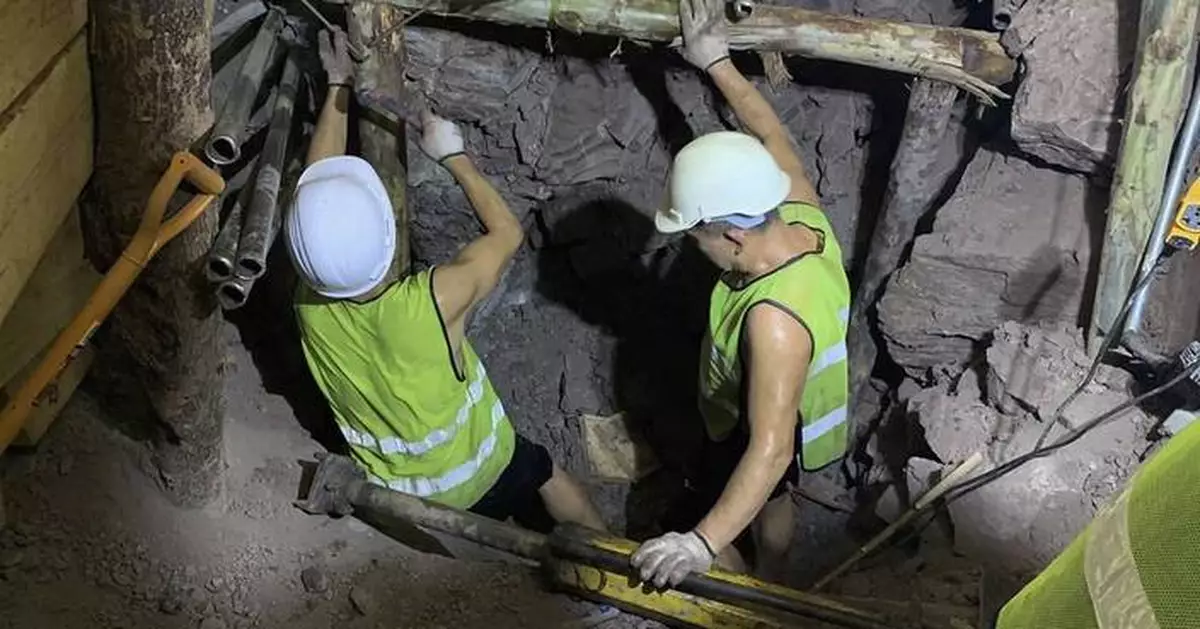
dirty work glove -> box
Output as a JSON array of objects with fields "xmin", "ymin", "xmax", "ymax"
[
  {"xmin": 631, "ymin": 531, "xmax": 716, "ymax": 588},
  {"xmin": 679, "ymin": 0, "xmax": 730, "ymax": 70},
  {"xmin": 318, "ymin": 28, "xmax": 355, "ymax": 87},
  {"xmin": 418, "ymin": 110, "xmax": 466, "ymax": 163}
]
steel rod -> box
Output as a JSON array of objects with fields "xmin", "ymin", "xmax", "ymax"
[
  {"xmin": 206, "ymin": 8, "xmax": 283, "ymax": 166},
  {"xmin": 234, "ymin": 50, "xmax": 300, "ymax": 279}
]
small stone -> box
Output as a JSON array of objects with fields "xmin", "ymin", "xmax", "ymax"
[
  {"xmin": 0, "ymin": 550, "xmax": 23, "ymax": 570},
  {"xmin": 349, "ymin": 584, "xmax": 376, "ymax": 616},
  {"xmin": 199, "ymin": 617, "xmax": 228, "ymax": 629},
  {"xmin": 1163, "ymin": 409, "xmax": 1199, "ymax": 437},
  {"xmin": 58, "ymin": 455, "xmax": 74, "ymax": 476},
  {"xmin": 301, "ymin": 566, "xmax": 329, "ymax": 593},
  {"xmin": 158, "ymin": 589, "xmax": 186, "ymax": 615},
  {"xmin": 205, "ymin": 576, "xmax": 225, "ymax": 593}
]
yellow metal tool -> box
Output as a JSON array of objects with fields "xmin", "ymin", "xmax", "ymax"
[
  {"xmin": 297, "ymin": 453, "xmax": 893, "ymax": 629},
  {"xmin": 1168, "ymin": 176, "xmax": 1200, "ymax": 250}
]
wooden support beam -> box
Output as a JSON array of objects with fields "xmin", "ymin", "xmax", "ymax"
[
  {"xmin": 88, "ymin": 0, "xmax": 223, "ymax": 507},
  {"xmin": 1090, "ymin": 0, "xmax": 1200, "ymax": 352},
  {"xmin": 0, "ymin": 35, "xmax": 93, "ymax": 330},
  {"xmin": 0, "ymin": 0, "xmax": 87, "ymax": 114},
  {"xmin": 350, "ymin": 2, "xmax": 410, "ymax": 274},
  {"xmin": 375, "ymin": 0, "xmax": 1014, "ymax": 101},
  {"xmin": 848, "ymin": 79, "xmax": 959, "ymax": 412}
]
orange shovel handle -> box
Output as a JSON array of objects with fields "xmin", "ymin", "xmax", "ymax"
[{"xmin": 0, "ymin": 152, "xmax": 225, "ymax": 452}]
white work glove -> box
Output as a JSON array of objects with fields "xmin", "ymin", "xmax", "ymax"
[
  {"xmin": 318, "ymin": 28, "xmax": 355, "ymax": 87},
  {"xmin": 630, "ymin": 531, "xmax": 716, "ymax": 588},
  {"xmin": 679, "ymin": 0, "xmax": 730, "ymax": 71},
  {"xmin": 418, "ymin": 110, "xmax": 466, "ymax": 163}
]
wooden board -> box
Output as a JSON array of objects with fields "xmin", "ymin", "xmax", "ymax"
[
  {"xmin": 0, "ymin": 0, "xmax": 87, "ymax": 114},
  {"xmin": 0, "ymin": 34, "xmax": 93, "ymax": 327},
  {"xmin": 2, "ymin": 345, "xmax": 93, "ymax": 446},
  {"xmin": 0, "ymin": 208, "xmax": 99, "ymax": 387}
]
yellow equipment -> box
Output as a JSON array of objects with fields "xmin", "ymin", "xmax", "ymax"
[
  {"xmin": 296, "ymin": 453, "xmax": 894, "ymax": 629},
  {"xmin": 1168, "ymin": 176, "xmax": 1200, "ymax": 251}
]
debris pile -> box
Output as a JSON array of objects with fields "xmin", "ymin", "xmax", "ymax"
[{"xmin": 880, "ymin": 322, "xmax": 1150, "ymax": 576}]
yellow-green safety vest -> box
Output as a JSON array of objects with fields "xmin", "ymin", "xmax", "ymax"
[
  {"xmin": 699, "ymin": 202, "xmax": 851, "ymax": 471},
  {"xmin": 294, "ymin": 269, "xmax": 515, "ymax": 509},
  {"xmin": 997, "ymin": 419, "xmax": 1200, "ymax": 629}
]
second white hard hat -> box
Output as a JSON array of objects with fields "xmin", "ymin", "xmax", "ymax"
[
  {"xmin": 285, "ymin": 156, "xmax": 397, "ymax": 299},
  {"xmin": 656, "ymin": 131, "xmax": 792, "ymax": 234}
]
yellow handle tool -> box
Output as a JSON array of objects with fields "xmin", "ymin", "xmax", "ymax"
[
  {"xmin": 1168, "ymin": 176, "xmax": 1200, "ymax": 251},
  {"xmin": 0, "ymin": 152, "xmax": 225, "ymax": 452}
]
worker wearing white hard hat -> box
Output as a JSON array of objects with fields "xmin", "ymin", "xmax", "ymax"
[
  {"xmin": 631, "ymin": 0, "xmax": 851, "ymax": 588},
  {"xmin": 287, "ymin": 29, "xmax": 605, "ymax": 532}
]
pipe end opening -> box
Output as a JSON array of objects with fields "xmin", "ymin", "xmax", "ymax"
[{"xmin": 206, "ymin": 136, "xmax": 241, "ymax": 166}]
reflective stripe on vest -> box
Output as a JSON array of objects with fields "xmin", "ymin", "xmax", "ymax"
[
  {"xmin": 339, "ymin": 361, "xmax": 487, "ymax": 456},
  {"xmin": 367, "ymin": 399, "xmax": 509, "ymax": 498},
  {"xmin": 1084, "ymin": 488, "xmax": 1161, "ymax": 629},
  {"xmin": 295, "ymin": 270, "xmax": 515, "ymax": 509}
]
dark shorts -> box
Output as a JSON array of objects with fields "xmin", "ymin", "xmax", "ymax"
[
  {"xmin": 666, "ymin": 428, "xmax": 800, "ymax": 534},
  {"xmin": 468, "ymin": 434, "xmax": 556, "ymax": 533}
]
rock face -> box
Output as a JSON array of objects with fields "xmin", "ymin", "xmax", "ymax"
[
  {"xmin": 907, "ymin": 322, "xmax": 1150, "ymax": 576},
  {"xmin": 878, "ymin": 151, "xmax": 1104, "ymax": 379},
  {"xmin": 1003, "ymin": 0, "xmax": 1138, "ymax": 173},
  {"xmin": 986, "ymin": 321, "xmax": 1131, "ymax": 425}
]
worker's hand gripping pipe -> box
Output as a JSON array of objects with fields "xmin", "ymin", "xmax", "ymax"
[{"xmin": 0, "ymin": 153, "xmax": 225, "ymax": 452}]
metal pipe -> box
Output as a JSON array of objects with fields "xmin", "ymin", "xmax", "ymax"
[
  {"xmin": 205, "ymin": 8, "xmax": 283, "ymax": 166},
  {"xmin": 353, "ymin": 482, "xmax": 551, "ymax": 560},
  {"xmin": 216, "ymin": 274, "xmax": 256, "ymax": 310},
  {"xmin": 548, "ymin": 528, "xmax": 890, "ymax": 629},
  {"xmin": 206, "ymin": 157, "xmax": 259, "ymax": 282},
  {"xmin": 234, "ymin": 50, "xmax": 300, "ymax": 279},
  {"xmin": 1126, "ymin": 66, "xmax": 1200, "ymax": 333},
  {"xmin": 207, "ymin": 193, "xmax": 245, "ymax": 282}
]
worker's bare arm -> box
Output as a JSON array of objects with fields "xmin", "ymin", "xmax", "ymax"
[
  {"xmin": 306, "ymin": 85, "xmax": 350, "ymax": 165},
  {"xmin": 307, "ymin": 29, "xmax": 354, "ymax": 166},
  {"xmin": 431, "ymin": 155, "xmax": 524, "ymax": 329},
  {"xmin": 706, "ymin": 60, "xmax": 819, "ymax": 206},
  {"xmin": 694, "ymin": 303, "xmax": 811, "ymax": 553}
]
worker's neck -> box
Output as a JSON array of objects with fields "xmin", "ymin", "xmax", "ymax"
[{"xmin": 733, "ymin": 222, "xmax": 818, "ymax": 280}]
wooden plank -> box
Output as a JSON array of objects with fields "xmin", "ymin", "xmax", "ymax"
[
  {"xmin": 0, "ymin": 208, "xmax": 99, "ymax": 387},
  {"xmin": 0, "ymin": 0, "xmax": 87, "ymax": 114},
  {"xmin": 0, "ymin": 34, "xmax": 93, "ymax": 327},
  {"xmin": 2, "ymin": 345, "xmax": 93, "ymax": 446}
]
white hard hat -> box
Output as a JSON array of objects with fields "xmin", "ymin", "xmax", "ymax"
[
  {"xmin": 285, "ymin": 156, "xmax": 397, "ymax": 299},
  {"xmin": 655, "ymin": 131, "xmax": 792, "ymax": 234}
]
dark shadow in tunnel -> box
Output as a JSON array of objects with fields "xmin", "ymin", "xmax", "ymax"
[
  {"xmin": 533, "ymin": 194, "xmax": 717, "ymax": 539},
  {"xmin": 223, "ymin": 242, "xmax": 346, "ymax": 454}
]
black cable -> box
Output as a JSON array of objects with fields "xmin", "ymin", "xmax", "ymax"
[
  {"xmin": 1033, "ymin": 253, "xmax": 1173, "ymax": 449},
  {"xmin": 943, "ymin": 365, "xmax": 1194, "ymax": 506}
]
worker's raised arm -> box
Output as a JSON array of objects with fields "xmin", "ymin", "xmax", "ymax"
[
  {"xmin": 421, "ymin": 113, "xmax": 525, "ymax": 329},
  {"xmin": 307, "ymin": 29, "xmax": 354, "ymax": 165},
  {"xmin": 678, "ymin": 0, "xmax": 819, "ymax": 207}
]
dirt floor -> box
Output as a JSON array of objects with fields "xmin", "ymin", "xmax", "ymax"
[
  {"xmin": 0, "ymin": 322, "xmax": 982, "ymax": 629},
  {"xmin": 0, "ymin": 325, "xmax": 635, "ymax": 629}
]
